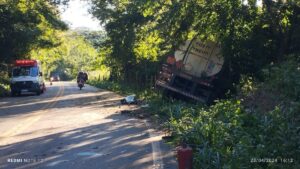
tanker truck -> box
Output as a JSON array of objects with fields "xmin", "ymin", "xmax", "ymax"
[{"xmin": 156, "ymin": 39, "xmax": 231, "ymax": 104}]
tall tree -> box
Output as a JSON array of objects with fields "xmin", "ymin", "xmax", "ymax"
[
  {"xmin": 90, "ymin": 0, "xmax": 300, "ymax": 82},
  {"xmin": 0, "ymin": 0, "xmax": 67, "ymax": 64},
  {"xmin": 90, "ymin": 0, "xmax": 155, "ymax": 80},
  {"xmin": 31, "ymin": 31, "xmax": 100, "ymax": 79}
]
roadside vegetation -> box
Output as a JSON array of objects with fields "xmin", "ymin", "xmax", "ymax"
[
  {"xmin": 0, "ymin": 0, "xmax": 299, "ymax": 168},
  {"xmin": 87, "ymin": 1, "xmax": 300, "ymax": 168},
  {"xmin": 164, "ymin": 58, "xmax": 300, "ymax": 169},
  {"xmin": 0, "ymin": 67, "xmax": 10, "ymax": 97},
  {"xmin": 89, "ymin": 56, "xmax": 300, "ymax": 169}
]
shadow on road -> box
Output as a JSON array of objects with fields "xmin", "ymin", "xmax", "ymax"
[
  {"xmin": 0, "ymin": 113, "xmax": 156, "ymax": 169},
  {"xmin": 0, "ymin": 84, "xmax": 122, "ymax": 118},
  {"xmin": 0, "ymin": 82, "xmax": 177, "ymax": 169}
]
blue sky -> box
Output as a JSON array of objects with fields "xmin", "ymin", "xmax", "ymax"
[{"xmin": 60, "ymin": 0, "xmax": 102, "ymax": 31}]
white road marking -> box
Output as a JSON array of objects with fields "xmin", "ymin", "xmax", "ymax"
[
  {"xmin": 46, "ymin": 160, "xmax": 69, "ymax": 167},
  {"xmin": 144, "ymin": 120, "xmax": 164, "ymax": 169},
  {"xmin": 77, "ymin": 152, "xmax": 103, "ymax": 156}
]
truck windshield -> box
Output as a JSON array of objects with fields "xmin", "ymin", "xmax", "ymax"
[{"xmin": 12, "ymin": 67, "xmax": 38, "ymax": 77}]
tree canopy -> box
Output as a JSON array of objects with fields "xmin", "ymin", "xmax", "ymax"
[
  {"xmin": 89, "ymin": 0, "xmax": 300, "ymax": 82},
  {"xmin": 30, "ymin": 31, "xmax": 102, "ymax": 79},
  {"xmin": 0, "ymin": 0, "xmax": 67, "ymax": 63},
  {"xmin": 1, "ymin": 0, "xmax": 299, "ymax": 83}
]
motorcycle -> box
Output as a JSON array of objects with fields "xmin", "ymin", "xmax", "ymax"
[{"xmin": 78, "ymin": 78, "xmax": 84, "ymax": 90}]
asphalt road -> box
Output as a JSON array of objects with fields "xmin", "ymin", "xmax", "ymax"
[{"xmin": 0, "ymin": 81, "xmax": 176, "ymax": 169}]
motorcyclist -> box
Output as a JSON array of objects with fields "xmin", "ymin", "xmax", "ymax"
[
  {"xmin": 77, "ymin": 71, "xmax": 85, "ymax": 83},
  {"xmin": 77, "ymin": 71, "xmax": 88, "ymax": 83},
  {"xmin": 83, "ymin": 72, "xmax": 88, "ymax": 82}
]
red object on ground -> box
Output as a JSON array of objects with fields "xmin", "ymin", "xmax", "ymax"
[
  {"xmin": 15, "ymin": 60, "xmax": 37, "ymax": 66},
  {"xmin": 177, "ymin": 145, "xmax": 193, "ymax": 169}
]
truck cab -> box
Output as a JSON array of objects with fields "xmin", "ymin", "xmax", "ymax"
[{"xmin": 10, "ymin": 60, "xmax": 45, "ymax": 96}]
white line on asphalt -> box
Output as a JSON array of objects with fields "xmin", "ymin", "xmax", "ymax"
[
  {"xmin": 46, "ymin": 160, "xmax": 69, "ymax": 167},
  {"xmin": 144, "ymin": 120, "xmax": 164, "ymax": 169}
]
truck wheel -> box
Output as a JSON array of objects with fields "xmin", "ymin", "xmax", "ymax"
[{"xmin": 36, "ymin": 90, "xmax": 41, "ymax": 96}]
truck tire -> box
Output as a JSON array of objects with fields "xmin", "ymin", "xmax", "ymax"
[{"xmin": 36, "ymin": 90, "xmax": 41, "ymax": 96}]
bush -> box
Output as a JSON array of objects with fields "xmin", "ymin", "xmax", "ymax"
[
  {"xmin": 264, "ymin": 56, "xmax": 300, "ymax": 100},
  {"xmin": 0, "ymin": 71, "xmax": 10, "ymax": 97},
  {"xmin": 168, "ymin": 100, "xmax": 299, "ymax": 169},
  {"xmin": 88, "ymin": 66, "xmax": 300, "ymax": 169},
  {"xmin": 0, "ymin": 83, "xmax": 10, "ymax": 97}
]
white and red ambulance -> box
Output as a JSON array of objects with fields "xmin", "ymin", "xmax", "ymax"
[{"xmin": 10, "ymin": 60, "xmax": 46, "ymax": 96}]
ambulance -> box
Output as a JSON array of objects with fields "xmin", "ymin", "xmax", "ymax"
[{"xmin": 10, "ymin": 60, "xmax": 45, "ymax": 96}]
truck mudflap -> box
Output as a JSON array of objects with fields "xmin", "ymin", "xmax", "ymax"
[{"xmin": 156, "ymin": 80, "xmax": 206, "ymax": 102}]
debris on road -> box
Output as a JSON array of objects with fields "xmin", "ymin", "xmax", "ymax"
[{"xmin": 120, "ymin": 95, "xmax": 137, "ymax": 104}]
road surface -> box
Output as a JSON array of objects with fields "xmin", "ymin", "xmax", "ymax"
[{"xmin": 0, "ymin": 82, "xmax": 176, "ymax": 169}]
